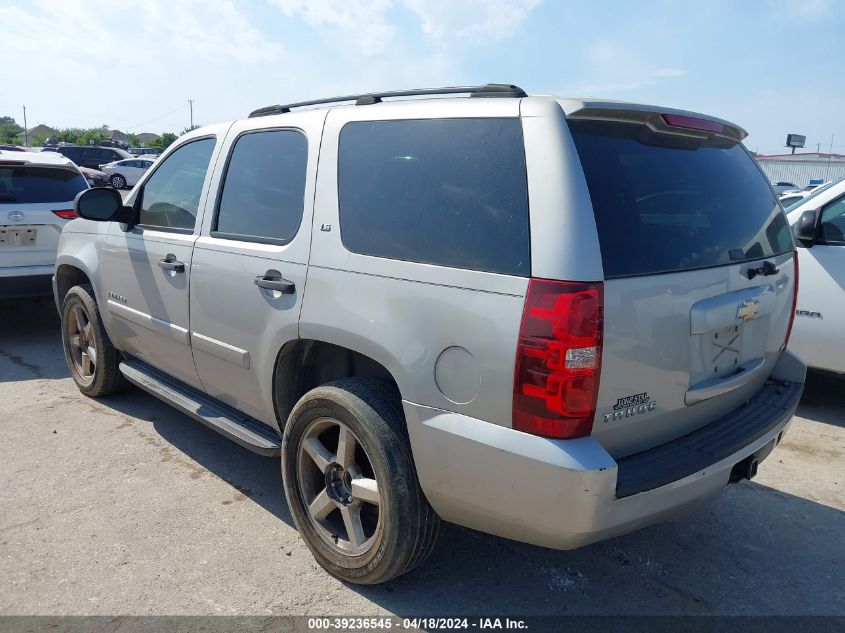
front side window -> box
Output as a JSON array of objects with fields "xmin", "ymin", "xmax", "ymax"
[
  {"xmin": 214, "ymin": 129, "xmax": 308, "ymax": 243},
  {"xmin": 138, "ymin": 137, "xmax": 215, "ymax": 231},
  {"xmin": 819, "ymin": 196, "xmax": 845, "ymax": 245},
  {"xmin": 338, "ymin": 118, "xmax": 530, "ymax": 276}
]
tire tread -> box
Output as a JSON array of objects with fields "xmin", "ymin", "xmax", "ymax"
[
  {"xmin": 282, "ymin": 377, "xmax": 440, "ymax": 584},
  {"xmin": 62, "ymin": 284, "xmax": 128, "ymax": 397}
]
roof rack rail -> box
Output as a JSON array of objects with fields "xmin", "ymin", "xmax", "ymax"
[{"xmin": 248, "ymin": 83, "xmax": 526, "ymax": 118}]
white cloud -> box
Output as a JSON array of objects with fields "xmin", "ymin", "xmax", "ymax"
[
  {"xmin": 768, "ymin": 0, "xmax": 831, "ymax": 20},
  {"xmin": 267, "ymin": 0, "xmax": 543, "ymax": 55},
  {"xmin": 0, "ymin": 0, "xmax": 284, "ymax": 131},
  {"xmin": 568, "ymin": 39, "xmax": 689, "ymax": 97},
  {"xmin": 1, "ymin": 0, "xmax": 282, "ymax": 64},
  {"xmin": 140, "ymin": 0, "xmax": 284, "ymax": 63},
  {"xmin": 652, "ymin": 68, "xmax": 688, "ymax": 78},
  {"xmin": 268, "ymin": 0, "xmax": 396, "ymax": 56},
  {"xmin": 402, "ymin": 0, "xmax": 543, "ymax": 43}
]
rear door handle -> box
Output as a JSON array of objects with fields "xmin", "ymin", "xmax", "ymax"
[
  {"xmin": 158, "ymin": 254, "xmax": 185, "ymax": 273},
  {"xmin": 254, "ymin": 270, "xmax": 295, "ymax": 294}
]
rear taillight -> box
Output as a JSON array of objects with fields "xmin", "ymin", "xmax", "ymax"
[
  {"xmin": 52, "ymin": 210, "xmax": 77, "ymax": 219},
  {"xmin": 784, "ymin": 253, "xmax": 799, "ymax": 347},
  {"xmin": 661, "ymin": 113, "xmax": 724, "ymax": 134},
  {"xmin": 513, "ymin": 279, "xmax": 603, "ymax": 439}
]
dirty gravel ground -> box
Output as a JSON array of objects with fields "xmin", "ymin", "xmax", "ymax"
[{"xmin": 1, "ymin": 298, "xmax": 843, "ymax": 616}]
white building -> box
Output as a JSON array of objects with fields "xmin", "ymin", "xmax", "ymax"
[{"xmin": 755, "ymin": 152, "xmax": 845, "ymax": 186}]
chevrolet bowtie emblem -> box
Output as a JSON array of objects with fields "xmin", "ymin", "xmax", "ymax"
[{"xmin": 736, "ymin": 299, "xmax": 760, "ymax": 322}]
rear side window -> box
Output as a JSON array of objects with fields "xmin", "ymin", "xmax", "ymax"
[
  {"xmin": 214, "ymin": 129, "xmax": 308, "ymax": 243},
  {"xmin": 0, "ymin": 166, "xmax": 88, "ymax": 204},
  {"xmin": 58, "ymin": 147, "xmax": 81, "ymax": 161},
  {"xmin": 569, "ymin": 120, "xmax": 792, "ymax": 278},
  {"xmin": 338, "ymin": 118, "xmax": 530, "ymax": 276}
]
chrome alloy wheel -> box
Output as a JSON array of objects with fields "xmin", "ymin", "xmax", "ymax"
[
  {"xmin": 65, "ymin": 304, "xmax": 96, "ymax": 383},
  {"xmin": 296, "ymin": 417, "xmax": 383, "ymax": 556}
]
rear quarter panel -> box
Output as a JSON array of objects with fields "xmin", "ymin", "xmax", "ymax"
[{"xmin": 301, "ymin": 100, "xmax": 530, "ymax": 426}]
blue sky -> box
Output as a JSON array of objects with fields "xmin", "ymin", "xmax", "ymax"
[{"xmin": 2, "ymin": 0, "xmax": 843, "ymax": 154}]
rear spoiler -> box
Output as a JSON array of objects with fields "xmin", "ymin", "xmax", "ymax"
[{"xmin": 558, "ymin": 99, "xmax": 747, "ymax": 143}]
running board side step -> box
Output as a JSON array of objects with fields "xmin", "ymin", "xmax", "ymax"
[{"xmin": 119, "ymin": 358, "xmax": 281, "ymax": 457}]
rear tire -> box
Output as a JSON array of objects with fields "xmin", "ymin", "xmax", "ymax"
[
  {"xmin": 282, "ymin": 378, "xmax": 440, "ymax": 584},
  {"xmin": 61, "ymin": 284, "xmax": 128, "ymax": 397},
  {"xmin": 110, "ymin": 174, "xmax": 126, "ymax": 189}
]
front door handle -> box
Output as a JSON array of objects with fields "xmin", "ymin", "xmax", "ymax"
[
  {"xmin": 254, "ymin": 270, "xmax": 295, "ymax": 294},
  {"xmin": 158, "ymin": 254, "xmax": 185, "ymax": 273}
]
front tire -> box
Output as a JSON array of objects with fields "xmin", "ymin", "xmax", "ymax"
[
  {"xmin": 110, "ymin": 174, "xmax": 126, "ymax": 189},
  {"xmin": 282, "ymin": 378, "xmax": 440, "ymax": 584},
  {"xmin": 61, "ymin": 284, "xmax": 127, "ymax": 397}
]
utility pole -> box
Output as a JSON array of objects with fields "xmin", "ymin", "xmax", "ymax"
[
  {"xmin": 188, "ymin": 99, "xmax": 194, "ymax": 129},
  {"xmin": 817, "ymin": 142, "xmax": 821, "ymax": 154},
  {"xmin": 826, "ymin": 134, "xmax": 834, "ymax": 181},
  {"xmin": 22, "ymin": 105, "xmax": 28, "ymax": 146}
]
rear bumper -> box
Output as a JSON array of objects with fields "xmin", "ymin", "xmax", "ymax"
[
  {"xmin": 405, "ymin": 350, "xmax": 805, "ymax": 550},
  {"xmin": 0, "ymin": 268, "xmax": 54, "ymax": 299}
]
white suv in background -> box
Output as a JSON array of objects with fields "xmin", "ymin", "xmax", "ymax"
[
  {"xmin": 788, "ymin": 178, "xmax": 845, "ymax": 374},
  {"xmin": 1, "ymin": 150, "xmax": 88, "ymax": 299}
]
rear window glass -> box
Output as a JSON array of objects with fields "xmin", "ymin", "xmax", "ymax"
[
  {"xmin": 569, "ymin": 120, "xmax": 792, "ymax": 278},
  {"xmin": 338, "ymin": 118, "xmax": 530, "ymax": 276},
  {"xmin": 214, "ymin": 129, "xmax": 308, "ymax": 243},
  {"xmin": 0, "ymin": 166, "xmax": 88, "ymax": 204}
]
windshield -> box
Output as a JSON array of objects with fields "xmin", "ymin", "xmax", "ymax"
[
  {"xmin": 0, "ymin": 166, "xmax": 88, "ymax": 203},
  {"xmin": 783, "ymin": 179, "xmax": 841, "ymax": 212},
  {"xmin": 569, "ymin": 119, "xmax": 793, "ymax": 278}
]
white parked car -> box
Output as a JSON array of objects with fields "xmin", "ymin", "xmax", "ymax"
[
  {"xmin": 787, "ymin": 178, "xmax": 845, "ymax": 374},
  {"xmin": 782, "ymin": 181, "xmax": 827, "ymax": 196},
  {"xmin": 780, "ymin": 180, "xmax": 837, "ymax": 211},
  {"xmin": 0, "ymin": 150, "xmax": 88, "ymax": 299},
  {"xmin": 771, "ymin": 181, "xmax": 798, "ymax": 196},
  {"xmin": 99, "ymin": 157, "xmax": 155, "ymax": 189},
  {"xmin": 779, "ymin": 191, "xmax": 813, "ymax": 209}
]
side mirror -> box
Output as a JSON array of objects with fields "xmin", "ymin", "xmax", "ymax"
[
  {"xmin": 792, "ymin": 209, "xmax": 818, "ymax": 245},
  {"xmin": 74, "ymin": 188, "xmax": 134, "ymax": 223}
]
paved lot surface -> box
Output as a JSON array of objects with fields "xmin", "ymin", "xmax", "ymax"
[{"xmin": 1, "ymin": 298, "xmax": 843, "ymax": 616}]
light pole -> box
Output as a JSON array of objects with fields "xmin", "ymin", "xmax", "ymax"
[
  {"xmin": 826, "ymin": 134, "xmax": 834, "ymax": 181},
  {"xmin": 188, "ymin": 99, "xmax": 194, "ymax": 129},
  {"xmin": 22, "ymin": 105, "xmax": 28, "ymax": 146}
]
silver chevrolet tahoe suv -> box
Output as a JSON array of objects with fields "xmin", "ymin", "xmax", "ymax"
[{"xmin": 55, "ymin": 84, "xmax": 806, "ymax": 585}]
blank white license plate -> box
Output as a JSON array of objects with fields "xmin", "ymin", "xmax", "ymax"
[{"xmin": 0, "ymin": 226, "xmax": 37, "ymax": 247}]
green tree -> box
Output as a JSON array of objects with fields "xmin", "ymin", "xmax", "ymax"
[
  {"xmin": 0, "ymin": 116, "xmax": 23, "ymax": 144},
  {"xmin": 151, "ymin": 132, "xmax": 178, "ymax": 151},
  {"xmin": 50, "ymin": 125, "xmax": 110, "ymax": 146},
  {"xmin": 78, "ymin": 125, "xmax": 110, "ymax": 147},
  {"xmin": 126, "ymin": 133, "xmax": 140, "ymax": 147}
]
